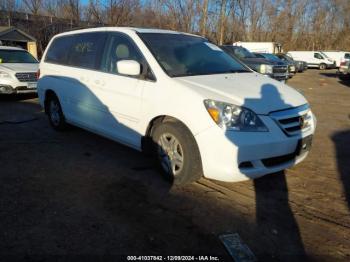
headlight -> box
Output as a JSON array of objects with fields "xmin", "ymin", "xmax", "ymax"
[
  {"xmin": 259, "ymin": 64, "xmax": 273, "ymax": 74},
  {"xmin": 204, "ymin": 99, "xmax": 268, "ymax": 132},
  {"xmin": 0, "ymin": 71, "xmax": 11, "ymax": 79}
]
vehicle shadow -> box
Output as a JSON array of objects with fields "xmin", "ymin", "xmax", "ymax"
[
  {"xmin": 0, "ymin": 94, "xmax": 41, "ymax": 124},
  {"xmin": 0, "ymin": 93, "xmax": 37, "ymax": 101},
  {"xmin": 319, "ymin": 72, "xmax": 350, "ymax": 87},
  {"xmin": 332, "ymin": 130, "xmax": 350, "ymax": 211},
  {"xmin": 339, "ymin": 80, "xmax": 350, "ymax": 87},
  {"xmin": 228, "ymin": 84, "xmax": 307, "ymax": 260},
  {"xmin": 319, "ymin": 72, "xmax": 338, "ymax": 78}
]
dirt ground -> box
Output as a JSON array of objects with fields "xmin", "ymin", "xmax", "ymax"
[{"xmin": 0, "ymin": 69, "xmax": 349, "ymax": 261}]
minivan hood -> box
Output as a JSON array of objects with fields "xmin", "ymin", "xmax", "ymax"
[
  {"xmin": 0, "ymin": 63, "xmax": 39, "ymax": 72},
  {"xmin": 175, "ymin": 72, "xmax": 307, "ymax": 115}
]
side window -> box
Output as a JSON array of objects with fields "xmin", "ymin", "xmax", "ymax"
[
  {"xmin": 45, "ymin": 36, "xmax": 74, "ymax": 64},
  {"xmin": 233, "ymin": 48, "xmax": 244, "ymax": 59},
  {"xmin": 345, "ymin": 53, "xmax": 350, "ymax": 59},
  {"xmin": 67, "ymin": 33, "xmax": 106, "ymax": 69},
  {"xmin": 314, "ymin": 53, "xmax": 323, "ymax": 59},
  {"xmin": 101, "ymin": 33, "xmax": 144, "ymax": 75}
]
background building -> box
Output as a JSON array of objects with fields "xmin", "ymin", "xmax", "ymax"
[{"xmin": 0, "ymin": 27, "xmax": 37, "ymax": 59}]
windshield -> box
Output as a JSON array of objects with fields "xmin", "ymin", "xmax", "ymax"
[
  {"xmin": 0, "ymin": 50, "xmax": 38, "ymax": 63},
  {"xmin": 320, "ymin": 52, "xmax": 329, "ymax": 58},
  {"xmin": 138, "ymin": 33, "xmax": 249, "ymax": 77},
  {"xmin": 224, "ymin": 46, "xmax": 256, "ymax": 59},
  {"xmin": 277, "ymin": 54, "xmax": 292, "ymax": 61}
]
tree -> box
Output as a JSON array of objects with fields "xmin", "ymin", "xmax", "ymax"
[
  {"xmin": 199, "ymin": 0, "xmax": 209, "ymax": 36},
  {"xmin": 23, "ymin": 0, "xmax": 42, "ymax": 15}
]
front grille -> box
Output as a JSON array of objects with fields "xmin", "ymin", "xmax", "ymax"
[
  {"xmin": 273, "ymin": 66, "xmax": 288, "ymax": 74},
  {"xmin": 15, "ymin": 72, "xmax": 37, "ymax": 82},
  {"xmin": 269, "ymin": 104, "xmax": 311, "ymax": 136},
  {"xmin": 262, "ymin": 152, "xmax": 295, "ymax": 167}
]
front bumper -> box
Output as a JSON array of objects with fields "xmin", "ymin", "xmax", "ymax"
[
  {"xmin": 268, "ymin": 73, "xmax": 288, "ymax": 81},
  {"xmin": 327, "ymin": 62, "xmax": 337, "ymax": 69},
  {"xmin": 0, "ymin": 79, "xmax": 37, "ymax": 94},
  {"xmin": 194, "ymin": 111, "xmax": 316, "ymax": 182}
]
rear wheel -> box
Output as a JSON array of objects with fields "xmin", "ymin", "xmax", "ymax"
[
  {"xmin": 152, "ymin": 121, "xmax": 203, "ymax": 185},
  {"xmin": 46, "ymin": 95, "xmax": 67, "ymax": 131},
  {"xmin": 319, "ymin": 63, "xmax": 327, "ymax": 70}
]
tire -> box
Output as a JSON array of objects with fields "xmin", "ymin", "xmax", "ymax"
[
  {"xmin": 319, "ymin": 63, "xmax": 327, "ymax": 70},
  {"xmin": 46, "ymin": 94, "xmax": 67, "ymax": 131},
  {"xmin": 151, "ymin": 121, "xmax": 203, "ymax": 185}
]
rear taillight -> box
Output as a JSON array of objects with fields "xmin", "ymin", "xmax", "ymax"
[{"xmin": 36, "ymin": 69, "xmax": 40, "ymax": 79}]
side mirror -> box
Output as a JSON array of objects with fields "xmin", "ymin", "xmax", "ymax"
[{"xmin": 117, "ymin": 60, "xmax": 141, "ymax": 76}]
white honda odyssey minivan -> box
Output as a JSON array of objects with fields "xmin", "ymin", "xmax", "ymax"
[{"xmin": 38, "ymin": 27, "xmax": 316, "ymax": 185}]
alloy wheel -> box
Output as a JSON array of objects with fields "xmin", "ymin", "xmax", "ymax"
[
  {"xmin": 157, "ymin": 133, "xmax": 184, "ymax": 176},
  {"xmin": 49, "ymin": 100, "xmax": 60, "ymax": 126}
]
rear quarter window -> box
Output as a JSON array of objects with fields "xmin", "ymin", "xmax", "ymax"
[
  {"xmin": 45, "ymin": 32, "xmax": 106, "ymax": 70},
  {"xmin": 67, "ymin": 33, "xmax": 106, "ymax": 69},
  {"xmin": 45, "ymin": 36, "xmax": 73, "ymax": 64}
]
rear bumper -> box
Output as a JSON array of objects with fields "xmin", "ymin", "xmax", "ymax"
[{"xmin": 327, "ymin": 63, "xmax": 337, "ymax": 69}]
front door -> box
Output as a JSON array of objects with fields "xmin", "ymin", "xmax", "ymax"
[{"xmin": 91, "ymin": 33, "xmax": 150, "ymax": 148}]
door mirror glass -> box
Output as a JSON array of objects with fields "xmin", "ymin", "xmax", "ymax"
[{"xmin": 117, "ymin": 60, "xmax": 141, "ymax": 76}]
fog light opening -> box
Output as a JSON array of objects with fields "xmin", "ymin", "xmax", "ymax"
[
  {"xmin": 239, "ymin": 161, "xmax": 253, "ymax": 169},
  {"xmin": 0, "ymin": 85, "xmax": 13, "ymax": 94}
]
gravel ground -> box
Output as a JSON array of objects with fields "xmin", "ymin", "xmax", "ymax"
[{"xmin": 0, "ymin": 69, "xmax": 349, "ymax": 261}]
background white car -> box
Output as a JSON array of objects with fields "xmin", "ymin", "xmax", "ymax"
[{"xmin": 0, "ymin": 46, "xmax": 39, "ymax": 94}]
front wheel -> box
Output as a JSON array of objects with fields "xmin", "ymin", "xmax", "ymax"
[
  {"xmin": 152, "ymin": 121, "xmax": 203, "ymax": 185},
  {"xmin": 319, "ymin": 63, "xmax": 327, "ymax": 70}
]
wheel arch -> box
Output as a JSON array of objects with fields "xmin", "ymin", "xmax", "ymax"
[
  {"xmin": 44, "ymin": 89, "xmax": 57, "ymax": 114},
  {"xmin": 141, "ymin": 115, "xmax": 194, "ymax": 153},
  {"xmin": 319, "ymin": 63, "xmax": 327, "ymax": 70}
]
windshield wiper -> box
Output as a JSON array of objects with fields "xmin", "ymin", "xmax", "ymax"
[
  {"xmin": 226, "ymin": 69, "xmax": 250, "ymax": 73},
  {"xmin": 172, "ymin": 69, "xmax": 250, "ymax": 77}
]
